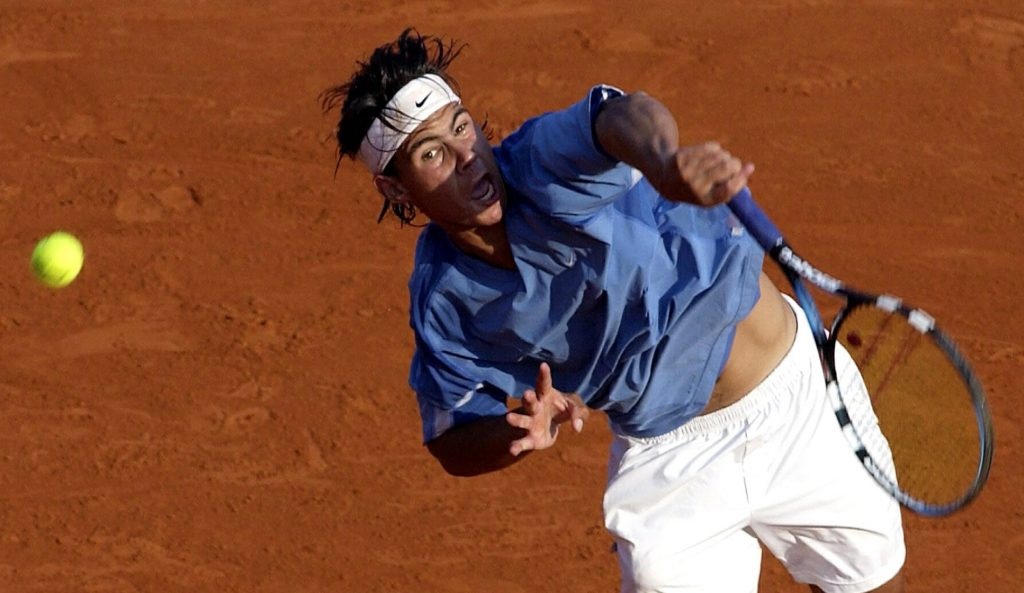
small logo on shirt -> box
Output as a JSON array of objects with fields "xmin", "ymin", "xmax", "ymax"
[{"xmin": 415, "ymin": 92, "xmax": 432, "ymax": 108}]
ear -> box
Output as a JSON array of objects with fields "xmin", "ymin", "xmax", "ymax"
[{"xmin": 372, "ymin": 174, "xmax": 411, "ymax": 205}]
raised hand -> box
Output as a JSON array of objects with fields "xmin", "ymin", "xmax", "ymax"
[{"xmin": 652, "ymin": 141, "xmax": 755, "ymax": 207}]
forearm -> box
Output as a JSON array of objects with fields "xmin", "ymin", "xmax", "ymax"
[
  {"xmin": 593, "ymin": 91, "xmax": 679, "ymax": 182},
  {"xmin": 425, "ymin": 412, "xmax": 531, "ymax": 477},
  {"xmin": 593, "ymin": 91, "xmax": 753, "ymax": 207}
]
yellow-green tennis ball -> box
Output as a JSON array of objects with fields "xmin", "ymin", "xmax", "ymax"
[{"xmin": 31, "ymin": 231, "xmax": 84, "ymax": 288}]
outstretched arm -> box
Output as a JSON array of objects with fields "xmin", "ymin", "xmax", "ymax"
[
  {"xmin": 593, "ymin": 91, "xmax": 754, "ymax": 206},
  {"xmin": 426, "ymin": 363, "xmax": 588, "ymax": 477}
]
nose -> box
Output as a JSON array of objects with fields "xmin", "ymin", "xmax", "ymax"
[{"xmin": 451, "ymin": 134, "xmax": 476, "ymax": 171}]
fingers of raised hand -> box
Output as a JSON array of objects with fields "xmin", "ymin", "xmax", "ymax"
[
  {"xmin": 679, "ymin": 144, "xmax": 723, "ymax": 183},
  {"xmin": 677, "ymin": 143, "xmax": 752, "ymax": 206},
  {"xmin": 711, "ymin": 162, "xmax": 755, "ymax": 203},
  {"xmin": 704, "ymin": 151, "xmax": 742, "ymax": 182}
]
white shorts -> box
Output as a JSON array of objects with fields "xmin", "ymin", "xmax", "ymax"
[{"xmin": 603, "ymin": 296, "xmax": 905, "ymax": 593}]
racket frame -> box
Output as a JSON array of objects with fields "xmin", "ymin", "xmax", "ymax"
[{"xmin": 728, "ymin": 188, "xmax": 994, "ymax": 516}]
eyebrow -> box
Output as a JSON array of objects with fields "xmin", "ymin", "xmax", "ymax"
[{"xmin": 405, "ymin": 106, "xmax": 469, "ymax": 155}]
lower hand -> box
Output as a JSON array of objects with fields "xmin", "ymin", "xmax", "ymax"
[{"xmin": 505, "ymin": 362, "xmax": 589, "ymax": 456}]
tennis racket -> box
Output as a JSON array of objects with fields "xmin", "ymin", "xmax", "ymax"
[{"xmin": 728, "ymin": 187, "xmax": 994, "ymax": 517}]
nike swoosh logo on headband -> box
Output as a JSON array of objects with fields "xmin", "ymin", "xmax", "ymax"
[{"xmin": 415, "ymin": 92, "xmax": 432, "ymax": 108}]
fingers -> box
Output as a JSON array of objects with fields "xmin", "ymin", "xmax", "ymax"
[
  {"xmin": 506, "ymin": 411, "xmax": 559, "ymax": 456},
  {"xmin": 558, "ymin": 397, "xmax": 589, "ymax": 432},
  {"xmin": 676, "ymin": 142, "xmax": 754, "ymax": 206},
  {"xmin": 565, "ymin": 392, "xmax": 589, "ymax": 433},
  {"xmin": 509, "ymin": 431, "xmax": 556, "ymax": 456},
  {"xmin": 513, "ymin": 364, "xmax": 591, "ymax": 450},
  {"xmin": 520, "ymin": 388, "xmax": 542, "ymax": 415},
  {"xmin": 679, "ymin": 142, "xmax": 722, "ymax": 187},
  {"xmin": 525, "ymin": 362, "xmax": 557, "ymax": 415},
  {"xmin": 712, "ymin": 162, "xmax": 755, "ymax": 204},
  {"xmin": 534, "ymin": 362, "xmax": 553, "ymax": 395},
  {"xmin": 506, "ymin": 410, "xmax": 533, "ymax": 430},
  {"xmin": 509, "ymin": 436, "xmax": 532, "ymax": 456},
  {"xmin": 505, "ymin": 411, "xmax": 537, "ymax": 456}
]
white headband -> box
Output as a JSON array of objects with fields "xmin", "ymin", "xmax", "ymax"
[{"xmin": 358, "ymin": 74, "xmax": 461, "ymax": 174}]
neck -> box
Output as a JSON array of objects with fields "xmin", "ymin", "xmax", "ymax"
[{"xmin": 446, "ymin": 223, "xmax": 515, "ymax": 270}]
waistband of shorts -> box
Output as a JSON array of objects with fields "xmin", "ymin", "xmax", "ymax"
[{"xmin": 621, "ymin": 294, "xmax": 811, "ymax": 445}]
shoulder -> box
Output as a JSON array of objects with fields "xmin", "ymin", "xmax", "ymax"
[
  {"xmin": 497, "ymin": 84, "xmax": 626, "ymax": 156},
  {"xmin": 410, "ymin": 225, "xmax": 450, "ymax": 295},
  {"xmin": 492, "ymin": 85, "xmax": 638, "ymax": 219},
  {"xmin": 408, "ymin": 225, "xmax": 457, "ymax": 336}
]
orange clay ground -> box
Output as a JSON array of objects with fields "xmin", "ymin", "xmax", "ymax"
[{"xmin": 2, "ymin": 2, "xmax": 1022, "ymax": 592}]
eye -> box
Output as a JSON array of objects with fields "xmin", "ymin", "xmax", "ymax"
[
  {"xmin": 421, "ymin": 147, "xmax": 439, "ymax": 162},
  {"xmin": 455, "ymin": 121, "xmax": 469, "ymax": 136}
]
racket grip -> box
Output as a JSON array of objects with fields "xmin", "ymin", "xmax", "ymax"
[{"xmin": 727, "ymin": 187, "xmax": 784, "ymax": 250}]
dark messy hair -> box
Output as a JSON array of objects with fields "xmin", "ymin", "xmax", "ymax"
[{"xmin": 320, "ymin": 28, "xmax": 467, "ymax": 225}]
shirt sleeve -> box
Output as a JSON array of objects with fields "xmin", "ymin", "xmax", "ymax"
[
  {"xmin": 410, "ymin": 341, "xmax": 509, "ymax": 443},
  {"xmin": 495, "ymin": 84, "xmax": 643, "ymax": 222}
]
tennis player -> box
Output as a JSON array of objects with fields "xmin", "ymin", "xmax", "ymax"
[{"xmin": 322, "ymin": 29, "xmax": 906, "ymax": 593}]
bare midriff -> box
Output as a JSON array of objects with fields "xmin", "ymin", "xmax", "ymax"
[{"xmin": 703, "ymin": 273, "xmax": 798, "ymax": 415}]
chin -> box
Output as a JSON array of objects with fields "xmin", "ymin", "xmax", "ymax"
[{"xmin": 481, "ymin": 195, "xmax": 506, "ymax": 223}]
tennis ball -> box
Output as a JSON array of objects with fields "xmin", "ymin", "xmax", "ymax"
[{"xmin": 31, "ymin": 231, "xmax": 84, "ymax": 288}]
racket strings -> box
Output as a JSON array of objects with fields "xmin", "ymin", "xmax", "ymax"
[{"xmin": 837, "ymin": 305, "xmax": 981, "ymax": 509}]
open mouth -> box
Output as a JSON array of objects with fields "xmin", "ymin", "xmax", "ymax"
[{"xmin": 471, "ymin": 173, "xmax": 496, "ymax": 203}]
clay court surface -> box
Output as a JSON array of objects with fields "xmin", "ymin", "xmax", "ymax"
[{"xmin": 2, "ymin": 1, "xmax": 1022, "ymax": 591}]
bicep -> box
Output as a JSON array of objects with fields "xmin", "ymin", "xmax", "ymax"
[{"xmin": 592, "ymin": 91, "xmax": 680, "ymax": 181}]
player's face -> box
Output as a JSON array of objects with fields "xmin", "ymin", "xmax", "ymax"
[{"xmin": 388, "ymin": 103, "xmax": 506, "ymax": 231}]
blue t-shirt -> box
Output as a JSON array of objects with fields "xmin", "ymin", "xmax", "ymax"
[{"xmin": 409, "ymin": 85, "xmax": 765, "ymax": 441}]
